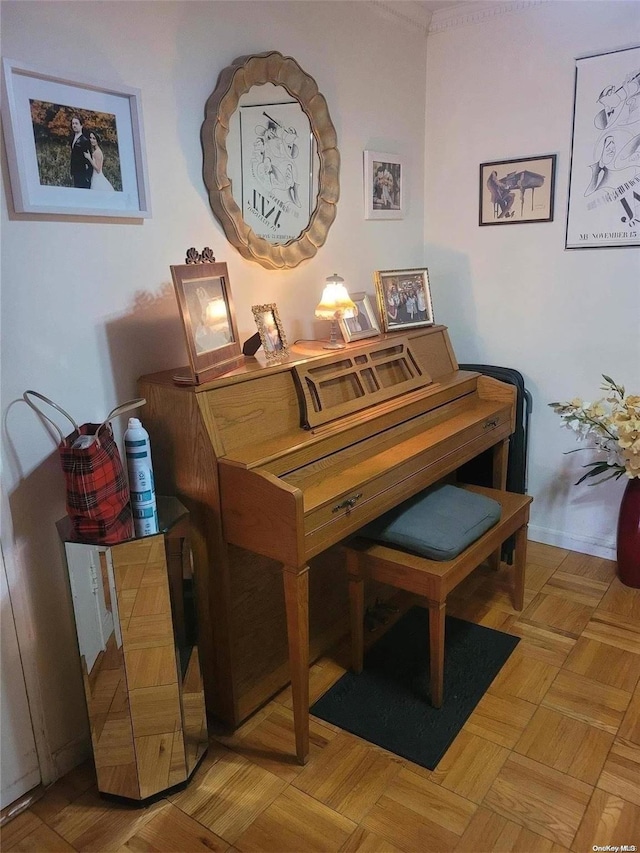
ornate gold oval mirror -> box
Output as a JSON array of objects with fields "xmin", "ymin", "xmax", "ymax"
[{"xmin": 202, "ymin": 51, "xmax": 340, "ymax": 270}]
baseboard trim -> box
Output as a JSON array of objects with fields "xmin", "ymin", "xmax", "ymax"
[
  {"xmin": 1, "ymin": 784, "xmax": 45, "ymax": 827},
  {"xmin": 52, "ymin": 736, "xmax": 92, "ymax": 781},
  {"xmin": 528, "ymin": 524, "xmax": 616, "ymax": 562}
]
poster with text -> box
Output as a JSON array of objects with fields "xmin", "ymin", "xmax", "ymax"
[
  {"xmin": 240, "ymin": 102, "xmax": 312, "ymax": 244},
  {"xmin": 566, "ymin": 46, "xmax": 640, "ymax": 249}
]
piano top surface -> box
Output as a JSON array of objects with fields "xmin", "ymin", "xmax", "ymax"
[{"xmin": 139, "ymin": 326, "xmax": 452, "ymax": 391}]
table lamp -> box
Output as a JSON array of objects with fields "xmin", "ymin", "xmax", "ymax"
[{"xmin": 315, "ymin": 273, "xmax": 357, "ymax": 350}]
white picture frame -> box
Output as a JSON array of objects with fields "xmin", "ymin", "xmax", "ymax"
[
  {"xmin": 338, "ymin": 291, "xmax": 380, "ymax": 342},
  {"xmin": 565, "ymin": 46, "xmax": 640, "ymax": 249},
  {"xmin": 1, "ymin": 58, "xmax": 151, "ymax": 218},
  {"xmin": 364, "ymin": 150, "xmax": 404, "ymax": 220}
]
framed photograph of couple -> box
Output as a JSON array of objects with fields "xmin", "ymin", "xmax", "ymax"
[
  {"xmin": 1, "ymin": 58, "xmax": 151, "ymax": 218},
  {"xmin": 374, "ymin": 268, "xmax": 435, "ymax": 333},
  {"xmin": 251, "ymin": 303, "xmax": 289, "ymax": 363},
  {"xmin": 338, "ymin": 292, "xmax": 380, "ymax": 342},
  {"xmin": 170, "ymin": 259, "xmax": 243, "ymax": 385},
  {"xmin": 364, "ymin": 150, "xmax": 404, "ymax": 219}
]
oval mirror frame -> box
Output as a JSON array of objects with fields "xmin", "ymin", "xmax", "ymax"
[{"xmin": 202, "ymin": 51, "xmax": 340, "ymax": 270}]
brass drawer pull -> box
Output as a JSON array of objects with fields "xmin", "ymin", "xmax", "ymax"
[
  {"xmin": 484, "ymin": 418, "xmax": 499, "ymax": 429},
  {"xmin": 332, "ymin": 493, "xmax": 363, "ymax": 515}
]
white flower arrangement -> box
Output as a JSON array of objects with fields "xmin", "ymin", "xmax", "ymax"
[{"xmin": 549, "ymin": 376, "xmax": 640, "ymax": 484}]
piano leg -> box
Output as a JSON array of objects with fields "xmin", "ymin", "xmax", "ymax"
[{"xmin": 282, "ymin": 564, "xmax": 310, "ymax": 765}]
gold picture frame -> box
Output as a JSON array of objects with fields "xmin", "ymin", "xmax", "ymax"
[
  {"xmin": 338, "ymin": 291, "xmax": 380, "ymax": 342},
  {"xmin": 374, "ymin": 268, "xmax": 435, "ymax": 333},
  {"xmin": 251, "ymin": 303, "xmax": 289, "ymax": 362},
  {"xmin": 170, "ymin": 254, "xmax": 243, "ymax": 384}
]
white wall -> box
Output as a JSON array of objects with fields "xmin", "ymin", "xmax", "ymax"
[
  {"xmin": 1, "ymin": 1, "xmax": 428, "ymax": 781},
  {"xmin": 425, "ymin": 0, "xmax": 640, "ymax": 559}
]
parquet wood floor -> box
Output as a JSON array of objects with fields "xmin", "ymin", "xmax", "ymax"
[{"xmin": 3, "ymin": 543, "xmax": 640, "ymax": 852}]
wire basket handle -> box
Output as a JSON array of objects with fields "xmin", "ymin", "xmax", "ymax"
[
  {"xmin": 97, "ymin": 399, "xmax": 147, "ymax": 437},
  {"xmin": 24, "ymin": 392, "xmax": 147, "ymax": 446},
  {"xmin": 23, "ymin": 390, "xmax": 80, "ymax": 444}
]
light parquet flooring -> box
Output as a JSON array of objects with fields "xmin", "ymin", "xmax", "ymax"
[{"xmin": 3, "ymin": 543, "xmax": 640, "ymax": 853}]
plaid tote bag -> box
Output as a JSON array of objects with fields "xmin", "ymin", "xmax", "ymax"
[{"xmin": 24, "ymin": 391, "xmax": 146, "ymax": 544}]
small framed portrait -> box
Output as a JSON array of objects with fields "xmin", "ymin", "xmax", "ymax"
[
  {"xmin": 252, "ymin": 303, "xmax": 289, "ymax": 362},
  {"xmin": 1, "ymin": 58, "xmax": 150, "ymax": 218},
  {"xmin": 479, "ymin": 154, "xmax": 556, "ymax": 226},
  {"xmin": 338, "ymin": 292, "xmax": 380, "ymax": 343},
  {"xmin": 364, "ymin": 150, "xmax": 404, "ymax": 219},
  {"xmin": 171, "ymin": 258, "xmax": 243, "ymax": 383},
  {"xmin": 374, "ymin": 268, "xmax": 435, "ymax": 333}
]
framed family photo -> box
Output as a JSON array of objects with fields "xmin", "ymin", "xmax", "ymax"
[
  {"xmin": 479, "ymin": 155, "xmax": 556, "ymax": 225},
  {"xmin": 171, "ymin": 260, "xmax": 243, "ymax": 384},
  {"xmin": 338, "ymin": 291, "xmax": 380, "ymax": 342},
  {"xmin": 364, "ymin": 150, "xmax": 404, "ymax": 219},
  {"xmin": 1, "ymin": 58, "xmax": 151, "ymax": 218},
  {"xmin": 566, "ymin": 46, "xmax": 640, "ymax": 249},
  {"xmin": 251, "ymin": 303, "xmax": 289, "ymax": 362},
  {"xmin": 374, "ymin": 268, "xmax": 434, "ymax": 333}
]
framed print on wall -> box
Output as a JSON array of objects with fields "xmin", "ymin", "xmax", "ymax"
[
  {"xmin": 374, "ymin": 268, "xmax": 434, "ymax": 333},
  {"xmin": 566, "ymin": 46, "xmax": 640, "ymax": 249},
  {"xmin": 364, "ymin": 150, "xmax": 404, "ymax": 219},
  {"xmin": 251, "ymin": 303, "xmax": 290, "ymax": 363},
  {"xmin": 1, "ymin": 58, "xmax": 151, "ymax": 218},
  {"xmin": 479, "ymin": 155, "xmax": 556, "ymax": 225},
  {"xmin": 239, "ymin": 100, "xmax": 314, "ymax": 244},
  {"xmin": 170, "ymin": 257, "xmax": 243, "ymax": 384},
  {"xmin": 338, "ymin": 291, "xmax": 380, "ymax": 343}
]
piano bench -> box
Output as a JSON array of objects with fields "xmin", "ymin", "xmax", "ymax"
[{"xmin": 344, "ymin": 484, "xmax": 532, "ymax": 708}]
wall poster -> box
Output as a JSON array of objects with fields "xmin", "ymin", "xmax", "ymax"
[
  {"xmin": 566, "ymin": 46, "xmax": 640, "ymax": 249},
  {"xmin": 240, "ymin": 101, "xmax": 313, "ymax": 244}
]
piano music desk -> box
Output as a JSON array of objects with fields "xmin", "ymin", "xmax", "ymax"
[{"xmin": 139, "ymin": 326, "xmax": 517, "ymax": 764}]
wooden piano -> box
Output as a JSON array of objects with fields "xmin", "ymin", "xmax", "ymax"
[{"xmin": 139, "ymin": 325, "xmax": 516, "ymax": 764}]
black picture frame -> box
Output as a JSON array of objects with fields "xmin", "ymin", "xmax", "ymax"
[{"xmin": 479, "ymin": 154, "xmax": 556, "ymax": 226}]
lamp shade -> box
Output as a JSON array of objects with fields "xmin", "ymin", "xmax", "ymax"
[{"xmin": 315, "ymin": 274, "xmax": 357, "ymax": 319}]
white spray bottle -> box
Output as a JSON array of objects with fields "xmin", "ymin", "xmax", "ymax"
[{"xmin": 124, "ymin": 417, "xmax": 158, "ymax": 536}]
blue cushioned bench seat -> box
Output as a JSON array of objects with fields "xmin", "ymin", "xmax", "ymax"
[
  {"xmin": 345, "ymin": 484, "xmax": 532, "ymax": 708},
  {"xmin": 358, "ymin": 483, "xmax": 502, "ymax": 561}
]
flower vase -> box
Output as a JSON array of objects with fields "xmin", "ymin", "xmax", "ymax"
[{"xmin": 617, "ymin": 478, "xmax": 640, "ymax": 588}]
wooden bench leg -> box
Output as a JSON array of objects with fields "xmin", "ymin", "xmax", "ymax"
[
  {"xmin": 428, "ymin": 600, "xmax": 446, "ymax": 708},
  {"xmin": 513, "ymin": 523, "xmax": 527, "ymax": 611},
  {"xmin": 347, "ymin": 550, "xmax": 365, "ymax": 674}
]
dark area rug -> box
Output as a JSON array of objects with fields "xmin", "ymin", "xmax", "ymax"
[{"xmin": 310, "ymin": 606, "xmax": 519, "ymax": 770}]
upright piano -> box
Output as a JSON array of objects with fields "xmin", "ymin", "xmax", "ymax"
[{"xmin": 139, "ymin": 325, "xmax": 516, "ymax": 763}]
